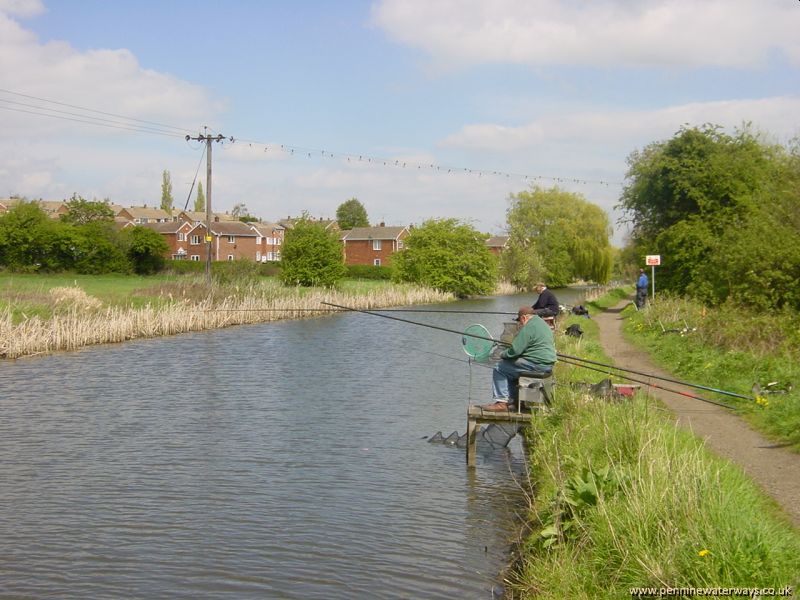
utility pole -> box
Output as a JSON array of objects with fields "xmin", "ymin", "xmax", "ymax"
[{"xmin": 186, "ymin": 132, "xmax": 228, "ymax": 284}]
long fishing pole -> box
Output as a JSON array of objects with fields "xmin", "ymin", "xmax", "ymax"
[
  {"xmin": 558, "ymin": 357, "xmax": 736, "ymax": 410},
  {"xmin": 205, "ymin": 307, "xmax": 518, "ymax": 315},
  {"xmin": 322, "ymin": 301, "xmax": 752, "ymax": 404},
  {"xmin": 558, "ymin": 352, "xmax": 753, "ymax": 401}
]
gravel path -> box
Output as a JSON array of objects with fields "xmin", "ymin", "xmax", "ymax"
[{"xmin": 593, "ymin": 301, "xmax": 800, "ymax": 528}]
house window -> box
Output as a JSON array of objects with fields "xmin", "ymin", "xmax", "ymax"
[
  {"xmin": 228, "ymin": 235, "xmax": 235, "ymax": 243},
  {"xmin": 227, "ymin": 255, "xmax": 234, "ymax": 261},
  {"xmin": 177, "ymin": 232, "xmax": 186, "ymax": 242},
  {"xmin": 256, "ymin": 251, "xmax": 261, "ymax": 261},
  {"xmin": 190, "ymin": 255, "xmax": 200, "ymax": 261},
  {"xmin": 190, "ymin": 235, "xmax": 200, "ymax": 245},
  {"xmin": 373, "ymin": 258, "xmax": 381, "ymax": 266},
  {"xmin": 372, "ymin": 239, "xmax": 382, "ymax": 251},
  {"xmin": 398, "ymin": 240, "xmax": 404, "ymax": 249}
]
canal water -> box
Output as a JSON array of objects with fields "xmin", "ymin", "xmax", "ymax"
[{"xmin": 0, "ymin": 289, "xmax": 584, "ymax": 599}]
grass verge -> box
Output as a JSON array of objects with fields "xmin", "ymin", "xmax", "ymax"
[
  {"xmin": 620, "ymin": 294, "xmax": 800, "ymax": 450},
  {"xmin": 508, "ymin": 297, "xmax": 800, "ymax": 598}
]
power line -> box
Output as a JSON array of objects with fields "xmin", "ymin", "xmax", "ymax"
[
  {"xmin": 1, "ymin": 87, "xmax": 621, "ymax": 187},
  {"xmin": 0, "ymin": 98, "xmax": 185, "ymax": 138},
  {"xmin": 0, "ymin": 88, "xmax": 188, "ymax": 133}
]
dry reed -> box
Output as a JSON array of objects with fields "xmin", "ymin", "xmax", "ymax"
[{"xmin": 0, "ymin": 284, "xmax": 453, "ymax": 359}]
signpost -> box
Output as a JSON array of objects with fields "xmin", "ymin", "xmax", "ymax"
[{"xmin": 645, "ymin": 255, "xmax": 661, "ymax": 300}]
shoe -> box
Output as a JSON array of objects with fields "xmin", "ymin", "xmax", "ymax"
[{"xmin": 481, "ymin": 401, "xmax": 510, "ymax": 412}]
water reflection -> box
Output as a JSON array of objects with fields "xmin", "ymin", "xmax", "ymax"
[{"xmin": 0, "ymin": 289, "xmax": 585, "ymax": 598}]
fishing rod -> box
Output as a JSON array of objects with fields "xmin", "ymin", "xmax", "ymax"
[
  {"xmin": 205, "ymin": 307, "xmax": 518, "ymax": 315},
  {"xmin": 558, "ymin": 352, "xmax": 753, "ymax": 401},
  {"xmin": 557, "ymin": 357, "xmax": 736, "ymax": 410},
  {"xmin": 322, "ymin": 301, "xmax": 753, "ymax": 405}
]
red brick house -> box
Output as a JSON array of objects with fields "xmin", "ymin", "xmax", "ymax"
[
  {"xmin": 485, "ymin": 235, "xmax": 509, "ymax": 256},
  {"xmin": 340, "ymin": 225, "xmax": 409, "ymax": 266},
  {"xmin": 140, "ymin": 221, "xmax": 195, "ymax": 260},
  {"xmin": 141, "ymin": 219, "xmax": 261, "ymax": 262},
  {"xmin": 117, "ymin": 205, "xmax": 172, "ymax": 224},
  {"xmin": 250, "ymin": 221, "xmax": 285, "ymax": 262}
]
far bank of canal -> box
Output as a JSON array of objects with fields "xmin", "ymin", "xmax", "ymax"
[{"xmin": 0, "ymin": 288, "xmax": 586, "ymax": 598}]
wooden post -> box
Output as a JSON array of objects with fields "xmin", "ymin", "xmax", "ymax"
[{"xmin": 466, "ymin": 416, "xmax": 478, "ymax": 467}]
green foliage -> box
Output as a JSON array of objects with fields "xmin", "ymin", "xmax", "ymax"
[
  {"xmin": 161, "ymin": 170, "xmax": 173, "ymax": 213},
  {"xmin": 0, "ymin": 202, "xmax": 78, "ymax": 272},
  {"xmin": 345, "ymin": 264, "xmax": 393, "ymax": 280},
  {"xmin": 504, "ymin": 186, "xmax": 613, "ymax": 289},
  {"xmin": 512, "ymin": 298, "xmax": 800, "ymax": 597},
  {"xmin": 73, "ymin": 221, "xmax": 131, "ymax": 274},
  {"xmin": 123, "ymin": 226, "xmax": 169, "ymax": 274},
  {"xmin": 60, "ymin": 194, "xmax": 115, "ymax": 225},
  {"xmin": 212, "ymin": 259, "xmax": 263, "ymax": 285},
  {"xmin": 163, "ymin": 259, "xmax": 281, "ymax": 278},
  {"xmin": 279, "ymin": 216, "xmax": 346, "ymax": 287},
  {"xmin": 335, "ymin": 197, "xmax": 369, "ymax": 230},
  {"xmin": 391, "ymin": 218, "xmax": 497, "ymax": 297},
  {"xmin": 623, "ymin": 294, "xmax": 800, "ymax": 448},
  {"xmin": 194, "ymin": 181, "xmax": 205, "ymax": 212},
  {"xmin": 619, "ymin": 125, "xmax": 800, "ymax": 310}
]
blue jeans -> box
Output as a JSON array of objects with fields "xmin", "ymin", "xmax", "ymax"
[{"xmin": 492, "ymin": 358, "xmax": 553, "ymax": 402}]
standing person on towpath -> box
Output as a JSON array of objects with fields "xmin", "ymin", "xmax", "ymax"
[
  {"xmin": 531, "ymin": 282, "xmax": 560, "ymax": 317},
  {"xmin": 482, "ymin": 306, "xmax": 557, "ymax": 412},
  {"xmin": 635, "ymin": 268, "xmax": 649, "ymax": 309}
]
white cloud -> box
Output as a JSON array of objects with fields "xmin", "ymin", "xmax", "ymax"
[
  {"xmin": 441, "ymin": 96, "xmax": 800, "ymax": 152},
  {"xmin": 372, "ymin": 0, "xmax": 800, "ymax": 68},
  {"xmin": 0, "ymin": 0, "xmax": 44, "ymax": 18}
]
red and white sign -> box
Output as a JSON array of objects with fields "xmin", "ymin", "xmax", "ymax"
[{"xmin": 645, "ymin": 255, "xmax": 661, "ymax": 266}]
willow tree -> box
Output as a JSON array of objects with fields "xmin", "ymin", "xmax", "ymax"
[{"xmin": 503, "ymin": 186, "xmax": 612, "ymax": 288}]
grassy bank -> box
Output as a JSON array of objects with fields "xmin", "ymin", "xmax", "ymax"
[
  {"xmin": 620, "ymin": 295, "xmax": 800, "ymax": 450},
  {"xmin": 0, "ymin": 272, "xmax": 453, "ymax": 359},
  {"xmin": 509, "ymin": 298, "xmax": 800, "ymax": 598}
]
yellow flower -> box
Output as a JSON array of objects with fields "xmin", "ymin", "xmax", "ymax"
[
  {"xmin": 755, "ymin": 396, "xmax": 769, "ymax": 407},
  {"xmin": 698, "ymin": 549, "xmax": 711, "ymax": 557}
]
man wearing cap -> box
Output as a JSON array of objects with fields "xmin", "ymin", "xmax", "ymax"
[
  {"xmin": 482, "ymin": 306, "xmax": 557, "ymax": 411},
  {"xmin": 531, "ymin": 282, "xmax": 560, "ymax": 317}
]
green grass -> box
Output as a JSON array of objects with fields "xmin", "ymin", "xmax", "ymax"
[
  {"xmin": 620, "ymin": 296, "xmax": 800, "ymax": 450},
  {"xmin": 509, "ymin": 293, "xmax": 800, "ymax": 599}
]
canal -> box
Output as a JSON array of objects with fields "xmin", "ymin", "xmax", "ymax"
[{"xmin": 0, "ymin": 289, "xmax": 585, "ymax": 598}]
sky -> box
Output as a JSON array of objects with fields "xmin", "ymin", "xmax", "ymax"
[{"xmin": 1, "ymin": 0, "xmax": 798, "ymax": 245}]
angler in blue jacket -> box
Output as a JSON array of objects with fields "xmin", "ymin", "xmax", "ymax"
[{"xmin": 636, "ymin": 269, "xmax": 649, "ymax": 309}]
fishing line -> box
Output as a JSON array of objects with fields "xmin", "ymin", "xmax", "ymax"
[
  {"xmin": 322, "ymin": 301, "xmax": 752, "ymax": 405},
  {"xmin": 205, "ymin": 307, "xmax": 518, "ymax": 315},
  {"xmin": 558, "ymin": 357, "xmax": 737, "ymax": 410},
  {"xmin": 558, "ymin": 352, "xmax": 753, "ymax": 401}
]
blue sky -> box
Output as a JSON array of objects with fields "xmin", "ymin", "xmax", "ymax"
[{"xmin": 1, "ymin": 0, "xmax": 798, "ymax": 244}]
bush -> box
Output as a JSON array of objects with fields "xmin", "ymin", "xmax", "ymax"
[{"xmin": 345, "ymin": 264, "xmax": 393, "ymax": 280}]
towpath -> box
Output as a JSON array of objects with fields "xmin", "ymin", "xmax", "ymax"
[{"xmin": 593, "ymin": 301, "xmax": 800, "ymax": 528}]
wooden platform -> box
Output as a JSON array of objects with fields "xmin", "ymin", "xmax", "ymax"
[{"xmin": 466, "ymin": 405, "xmax": 535, "ymax": 467}]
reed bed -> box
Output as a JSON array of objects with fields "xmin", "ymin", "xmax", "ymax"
[{"xmin": 0, "ymin": 283, "xmax": 453, "ymax": 359}]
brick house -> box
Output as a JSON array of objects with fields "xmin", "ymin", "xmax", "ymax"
[
  {"xmin": 485, "ymin": 235, "xmax": 509, "ymax": 256},
  {"xmin": 250, "ymin": 221, "xmax": 285, "ymax": 262},
  {"xmin": 117, "ymin": 205, "xmax": 173, "ymax": 224},
  {"xmin": 140, "ymin": 221, "xmax": 196, "ymax": 260},
  {"xmin": 340, "ymin": 225, "xmax": 409, "ymax": 266},
  {"xmin": 0, "ymin": 198, "xmax": 68, "ymax": 218},
  {"xmin": 176, "ymin": 210, "xmax": 237, "ymax": 226}
]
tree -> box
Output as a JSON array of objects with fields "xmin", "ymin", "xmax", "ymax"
[
  {"xmin": 336, "ymin": 198, "xmax": 369, "ymax": 230},
  {"xmin": 618, "ymin": 124, "xmax": 800, "ymax": 309},
  {"xmin": 194, "ymin": 181, "xmax": 205, "ymax": 212},
  {"xmin": 279, "ymin": 215, "xmax": 346, "ymax": 287},
  {"xmin": 123, "ymin": 226, "xmax": 169, "ymax": 274},
  {"xmin": 0, "ymin": 201, "xmax": 75, "ymax": 271},
  {"xmin": 392, "ymin": 218, "xmax": 497, "ymax": 297},
  {"xmin": 503, "ymin": 186, "xmax": 612, "ymax": 288},
  {"xmin": 161, "ymin": 170, "xmax": 173, "ymax": 214},
  {"xmin": 231, "ymin": 202, "xmax": 248, "ymax": 219},
  {"xmin": 60, "ymin": 194, "xmax": 115, "ymax": 225}
]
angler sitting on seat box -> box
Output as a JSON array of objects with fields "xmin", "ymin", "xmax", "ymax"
[
  {"xmin": 531, "ymin": 282, "xmax": 560, "ymax": 317},
  {"xmin": 482, "ymin": 306, "xmax": 557, "ymax": 412}
]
